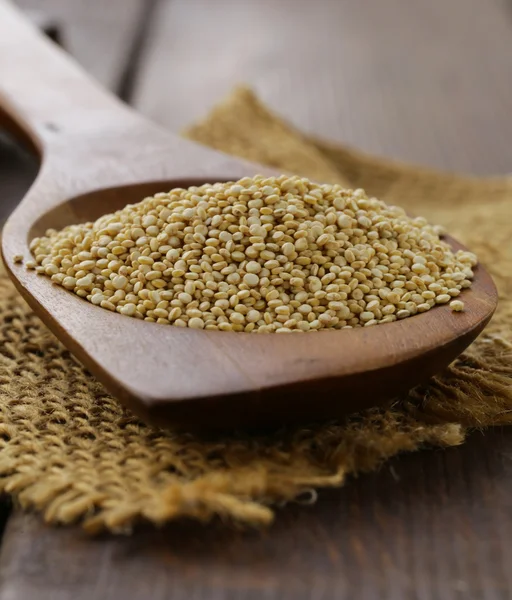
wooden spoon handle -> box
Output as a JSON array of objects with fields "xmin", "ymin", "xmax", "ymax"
[{"xmin": 0, "ymin": 0, "xmax": 134, "ymax": 156}]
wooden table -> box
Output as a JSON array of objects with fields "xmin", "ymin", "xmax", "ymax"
[{"xmin": 1, "ymin": 1, "xmax": 511, "ymax": 597}]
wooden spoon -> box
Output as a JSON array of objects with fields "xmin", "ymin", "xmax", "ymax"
[{"xmin": 0, "ymin": 1, "xmax": 497, "ymax": 431}]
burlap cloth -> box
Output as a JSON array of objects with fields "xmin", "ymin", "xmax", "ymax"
[{"xmin": 1, "ymin": 88, "xmax": 511, "ymax": 534}]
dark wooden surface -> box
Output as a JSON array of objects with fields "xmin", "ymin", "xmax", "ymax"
[
  {"xmin": 0, "ymin": 430, "xmax": 511, "ymax": 600},
  {"xmin": 0, "ymin": 0, "xmax": 511, "ymax": 598},
  {"xmin": 135, "ymin": 0, "xmax": 512, "ymax": 176}
]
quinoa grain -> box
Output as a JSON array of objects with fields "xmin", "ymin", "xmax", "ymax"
[
  {"xmin": 29, "ymin": 176, "xmax": 476, "ymax": 332},
  {"xmin": 450, "ymin": 300, "xmax": 465, "ymax": 312}
]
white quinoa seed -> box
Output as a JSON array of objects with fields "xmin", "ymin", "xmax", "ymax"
[
  {"xmin": 450, "ymin": 300, "xmax": 465, "ymax": 312},
  {"xmin": 29, "ymin": 175, "xmax": 476, "ymax": 332}
]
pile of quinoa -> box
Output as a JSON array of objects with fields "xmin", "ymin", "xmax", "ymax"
[{"xmin": 28, "ymin": 175, "xmax": 475, "ymax": 332}]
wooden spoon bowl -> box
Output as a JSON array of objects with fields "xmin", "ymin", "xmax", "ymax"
[{"xmin": 0, "ymin": 1, "xmax": 497, "ymax": 430}]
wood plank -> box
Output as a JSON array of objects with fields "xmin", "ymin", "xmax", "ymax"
[
  {"xmin": 0, "ymin": 429, "xmax": 510, "ymax": 600},
  {"xmin": 134, "ymin": 0, "xmax": 512, "ymax": 175},
  {"xmin": 14, "ymin": 0, "xmax": 146, "ymax": 90}
]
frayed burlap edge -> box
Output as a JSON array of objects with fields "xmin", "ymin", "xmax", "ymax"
[{"xmin": 0, "ymin": 87, "xmax": 511, "ymax": 534}]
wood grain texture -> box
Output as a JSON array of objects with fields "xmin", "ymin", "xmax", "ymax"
[
  {"xmin": 0, "ymin": 429, "xmax": 511, "ymax": 600},
  {"xmin": 134, "ymin": 0, "xmax": 512, "ymax": 175},
  {"xmin": 1, "ymin": 1, "xmax": 497, "ymax": 430}
]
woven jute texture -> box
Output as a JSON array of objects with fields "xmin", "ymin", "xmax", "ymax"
[{"xmin": 1, "ymin": 88, "xmax": 511, "ymax": 534}]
